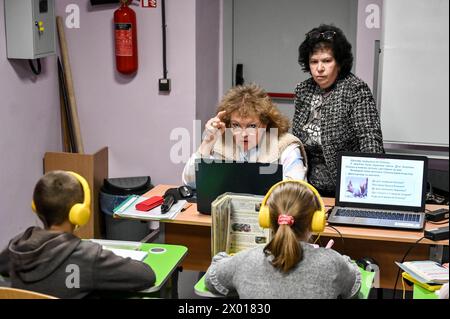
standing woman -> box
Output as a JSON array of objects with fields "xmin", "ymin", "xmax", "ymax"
[{"xmin": 293, "ymin": 24, "xmax": 384, "ymax": 196}]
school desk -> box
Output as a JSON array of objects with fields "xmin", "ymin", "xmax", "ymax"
[
  {"xmin": 92, "ymin": 240, "xmax": 188, "ymax": 295},
  {"xmin": 194, "ymin": 265, "xmax": 375, "ymax": 299},
  {"xmin": 413, "ymin": 284, "xmax": 439, "ymax": 299},
  {"xmin": 132, "ymin": 185, "xmax": 448, "ymax": 290}
]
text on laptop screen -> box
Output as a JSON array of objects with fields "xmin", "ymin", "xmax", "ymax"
[{"xmin": 338, "ymin": 155, "xmax": 425, "ymax": 208}]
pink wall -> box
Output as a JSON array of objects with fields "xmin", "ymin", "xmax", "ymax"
[
  {"xmin": 0, "ymin": 3, "xmax": 61, "ymax": 247},
  {"xmin": 54, "ymin": 0, "xmax": 199, "ymax": 184},
  {"xmin": 0, "ymin": 0, "xmax": 220, "ymax": 248}
]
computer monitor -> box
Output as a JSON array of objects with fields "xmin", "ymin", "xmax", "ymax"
[{"xmin": 195, "ymin": 160, "xmax": 283, "ymax": 215}]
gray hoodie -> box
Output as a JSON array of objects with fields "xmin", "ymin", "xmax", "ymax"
[{"xmin": 0, "ymin": 227, "xmax": 155, "ymax": 298}]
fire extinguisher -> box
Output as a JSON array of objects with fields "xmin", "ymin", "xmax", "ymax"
[{"xmin": 114, "ymin": 0, "xmax": 138, "ymax": 74}]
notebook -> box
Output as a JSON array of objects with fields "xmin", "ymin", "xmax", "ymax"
[
  {"xmin": 327, "ymin": 152, "xmax": 428, "ymax": 230},
  {"xmin": 195, "ymin": 160, "xmax": 283, "ymax": 214}
]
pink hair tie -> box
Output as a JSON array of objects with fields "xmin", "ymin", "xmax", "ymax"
[{"xmin": 277, "ymin": 214, "xmax": 294, "ymax": 226}]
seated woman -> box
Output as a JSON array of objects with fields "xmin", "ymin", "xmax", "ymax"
[
  {"xmin": 182, "ymin": 84, "xmax": 307, "ymax": 188},
  {"xmin": 292, "ymin": 24, "xmax": 384, "ymax": 196}
]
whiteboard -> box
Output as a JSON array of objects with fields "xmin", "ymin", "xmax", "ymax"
[{"xmin": 378, "ymin": 0, "xmax": 449, "ymax": 147}]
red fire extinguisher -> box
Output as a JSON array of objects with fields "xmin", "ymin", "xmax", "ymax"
[{"xmin": 114, "ymin": 0, "xmax": 138, "ymax": 74}]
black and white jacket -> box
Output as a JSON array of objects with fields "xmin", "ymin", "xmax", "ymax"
[{"xmin": 292, "ymin": 73, "xmax": 384, "ymax": 183}]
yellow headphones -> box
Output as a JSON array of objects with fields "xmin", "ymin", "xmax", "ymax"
[
  {"xmin": 258, "ymin": 180, "xmax": 326, "ymax": 233},
  {"xmin": 32, "ymin": 171, "xmax": 91, "ymax": 227}
]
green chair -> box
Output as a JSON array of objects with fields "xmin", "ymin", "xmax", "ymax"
[{"xmin": 195, "ymin": 266, "xmax": 375, "ymax": 299}]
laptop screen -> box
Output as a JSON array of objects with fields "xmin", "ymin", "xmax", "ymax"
[
  {"xmin": 335, "ymin": 152, "xmax": 428, "ymax": 212},
  {"xmin": 195, "ymin": 160, "xmax": 283, "ymax": 214}
]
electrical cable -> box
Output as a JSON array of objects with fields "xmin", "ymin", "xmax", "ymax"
[
  {"xmin": 327, "ymin": 224, "xmax": 345, "ymax": 246},
  {"xmin": 161, "ymin": 0, "xmax": 168, "ymax": 79},
  {"xmin": 28, "ymin": 59, "xmax": 41, "ymax": 75},
  {"xmin": 392, "ymin": 236, "xmax": 425, "ymax": 299}
]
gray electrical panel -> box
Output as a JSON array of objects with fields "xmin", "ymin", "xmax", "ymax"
[{"xmin": 4, "ymin": 0, "xmax": 56, "ymax": 59}]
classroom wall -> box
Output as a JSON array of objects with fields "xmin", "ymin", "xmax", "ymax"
[
  {"xmin": 0, "ymin": 0, "xmax": 219, "ymax": 248},
  {"xmin": 355, "ymin": 0, "xmax": 383, "ymax": 91},
  {"xmin": 196, "ymin": 0, "xmax": 221, "ymax": 129},
  {"xmin": 53, "ymin": 0, "xmax": 200, "ymax": 183},
  {"xmin": 0, "ymin": 3, "xmax": 60, "ymax": 248}
]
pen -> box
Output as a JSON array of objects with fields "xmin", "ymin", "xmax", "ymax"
[{"xmin": 181, "ymin": 203, "xmax": 193, "ymax": 212}]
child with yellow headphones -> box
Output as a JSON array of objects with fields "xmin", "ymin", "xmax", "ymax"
[
  {"xmin": 0, "ymin": 170, "xmax": 155, "ymax": 298},
  {"xmin": 204, "ymin": 180, "xmax": 361, "ymax": 298}
]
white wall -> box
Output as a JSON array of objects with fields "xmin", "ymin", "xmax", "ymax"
[{"xmin": 356, "ymin": 0, "xmax": 383, "ymax": 91}]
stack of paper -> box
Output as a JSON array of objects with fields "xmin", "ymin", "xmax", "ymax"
[
  {"xmin": 396, "ymin": 260, "xmax": 449, "ymax": 284},
  {"xmin": 113, "ymin": 195, "xmax": 186, "ymax": 221},
  {"xmin": 211, "ymin": 193, "xmax": 271, "ymax": 256}
]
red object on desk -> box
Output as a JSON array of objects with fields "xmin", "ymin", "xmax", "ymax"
[{"xmin": 136, "ymin": 196, "xmax": 164, "ymax": 211}]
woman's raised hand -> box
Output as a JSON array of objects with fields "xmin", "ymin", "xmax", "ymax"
[{"xmin": 199, "ymin": 111, "xmax": 227, "ymax": 155}]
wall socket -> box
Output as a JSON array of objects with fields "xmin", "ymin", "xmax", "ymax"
[{"xmin": 159, "ymin": 78, "xmax": 171, "ymax": 93}]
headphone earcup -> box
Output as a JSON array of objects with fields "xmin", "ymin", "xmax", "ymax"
[
  {"xmin": 311, "ymin": 209, "xmax": 326, "ymax": 233},
  {"xmin": 259, "ymin": 205, "xmax": 271, "ymax": 228},
  {"xmin": 69, "ymin": 203, "xmax": 90, "ymax": 226}
]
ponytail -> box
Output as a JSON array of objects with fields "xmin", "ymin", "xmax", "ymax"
[
  {"xmin": 263, "ymin": 183, "xmax": 319, "ymax": 273},
  {"xmin": 264, "ymin": 223, "xmax": 302, "ymax": 273}
]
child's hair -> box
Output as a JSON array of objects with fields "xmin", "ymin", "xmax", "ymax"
[
  {"xmin": 32, "ymin": 170, "xmax": 83, "ymax": 227},
  {"xmin": 263, "ymin": 182, "xmax": 321, "ymax": 273}
]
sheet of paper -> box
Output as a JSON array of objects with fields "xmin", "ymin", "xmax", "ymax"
[{"xmin": 106, "ymin": 248, "xmax": 148, "ymax": 261}]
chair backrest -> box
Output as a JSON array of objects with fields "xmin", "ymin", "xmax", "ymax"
[
  {"xmin": 0, "ymin": 287, "xmax": 58, "ymax": 299},
  {"xmin": 358, "ymin": 267, "xmax": 376, "ymax": 299}
]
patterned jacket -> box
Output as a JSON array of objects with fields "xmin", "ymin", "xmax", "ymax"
[{"xmin": 292, "ymin": 73, "xmax": 384, "ymax": 183}]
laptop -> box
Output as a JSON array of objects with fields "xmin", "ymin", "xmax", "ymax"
[
  {"xmin": 195, "ymin": 160, "xmax": 283, "ymax": 214},
  {"xmin": 327, "ymin": 152, "xmax": 428, "ymax": 230}
]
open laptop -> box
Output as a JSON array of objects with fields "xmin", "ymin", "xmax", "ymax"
[
  {"xmin": 327, "ymin": 152, "xmax": 428, "ymax": 230},
  {"xmin": 195, "ymin": 160, "xmax": 283, "ymax": 214}
]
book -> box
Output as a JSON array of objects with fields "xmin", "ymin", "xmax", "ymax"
[
  {"xmin": 211, "ymin": 193, "xmax": 271, "ymax": 256},
  {"xmin": 395, "ymin": 260, "xmax": 449, "ymax": 284},
  {"xmin": 113, "ymin": 195, "xmax": 186, "ymax": 221}
]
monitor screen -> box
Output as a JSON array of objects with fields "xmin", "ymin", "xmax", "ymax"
[
  {"xmin": 336, "ymin": 152, "xmax": 428, "ymax": 211},
  {"xmin": 195, "ymin": 160, "xmax": 283, "ymax": 214}
]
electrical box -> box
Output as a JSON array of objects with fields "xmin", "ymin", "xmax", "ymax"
[{"xmin": 4, "ymin": 0, "xmax": 56, "ymax": 59}]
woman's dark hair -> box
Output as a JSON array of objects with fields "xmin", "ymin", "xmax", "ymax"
[{"xmin": 298, "ymin": 24, "xmax": 353, "ymax": 79}]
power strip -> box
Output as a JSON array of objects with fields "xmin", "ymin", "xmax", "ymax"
[{"xmin": 424, "ymin": 226, "xmax": 449, "ymax": 241}]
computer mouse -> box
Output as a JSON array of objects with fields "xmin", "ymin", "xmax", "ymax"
[{"xmin": 178, "ymin": 185, "xmax": 194, "ymax": 198}]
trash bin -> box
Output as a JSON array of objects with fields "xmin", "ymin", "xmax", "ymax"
[{"xmin": 100, "ymin": 176, "xmax": 153, "ymax": 241}]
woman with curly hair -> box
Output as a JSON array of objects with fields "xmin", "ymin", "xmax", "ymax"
[
  {"xmin": 293, "ymin": 24, "xmax": 384, "ymax": 196},
  {"xmin": 182, "ymin": 84, "xmax": 307, "ymax": 188}
]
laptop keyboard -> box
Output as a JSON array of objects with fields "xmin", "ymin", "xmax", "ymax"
[{"xmin": 335, "ymin": 209, "xmax": 421, "ymax": 222}]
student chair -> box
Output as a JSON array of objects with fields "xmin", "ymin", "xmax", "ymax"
[{"xmin": 0, "ymin": 287, "xmax": 58, "ymax": 299}]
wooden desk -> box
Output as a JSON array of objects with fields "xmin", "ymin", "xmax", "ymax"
[{"xmin": 144, "ymin": 185, "xmax": 449, "ymax": 289}]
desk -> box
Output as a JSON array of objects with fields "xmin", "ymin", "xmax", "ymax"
[
  {"xmin": 92, "ymin": 240, "xmax": 187, "ymax": 294},
  {"xmin": 413, "ymin": 284, "xmax": 439, "ymax": 299},
  {"xmin": 139, "ymin": 243, "xmax": 188, "ymax": 293},
  {"xmin": 142, "ymin": 185, "xmax": 449, "ymax": 290},
  {"xmin": 194, "ymin": 266, "xmax": 375, "ymax": 299}
]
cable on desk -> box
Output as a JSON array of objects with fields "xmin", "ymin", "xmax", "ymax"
[
  {"xmin": 392, "ymin": 236, "xmax": 425, "ymax": 299},
  {"xmin": 327, "ymin": 224, "xmax": 345, "ymax": 246}
]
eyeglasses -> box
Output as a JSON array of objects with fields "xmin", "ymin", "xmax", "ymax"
[
  {"xmin": 307, "ymin": 30, "xmax": 336, "ymax": 41},
  {"xmin": 230, "ymin": 123, "xmax": 261, "ymax": 135}
]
